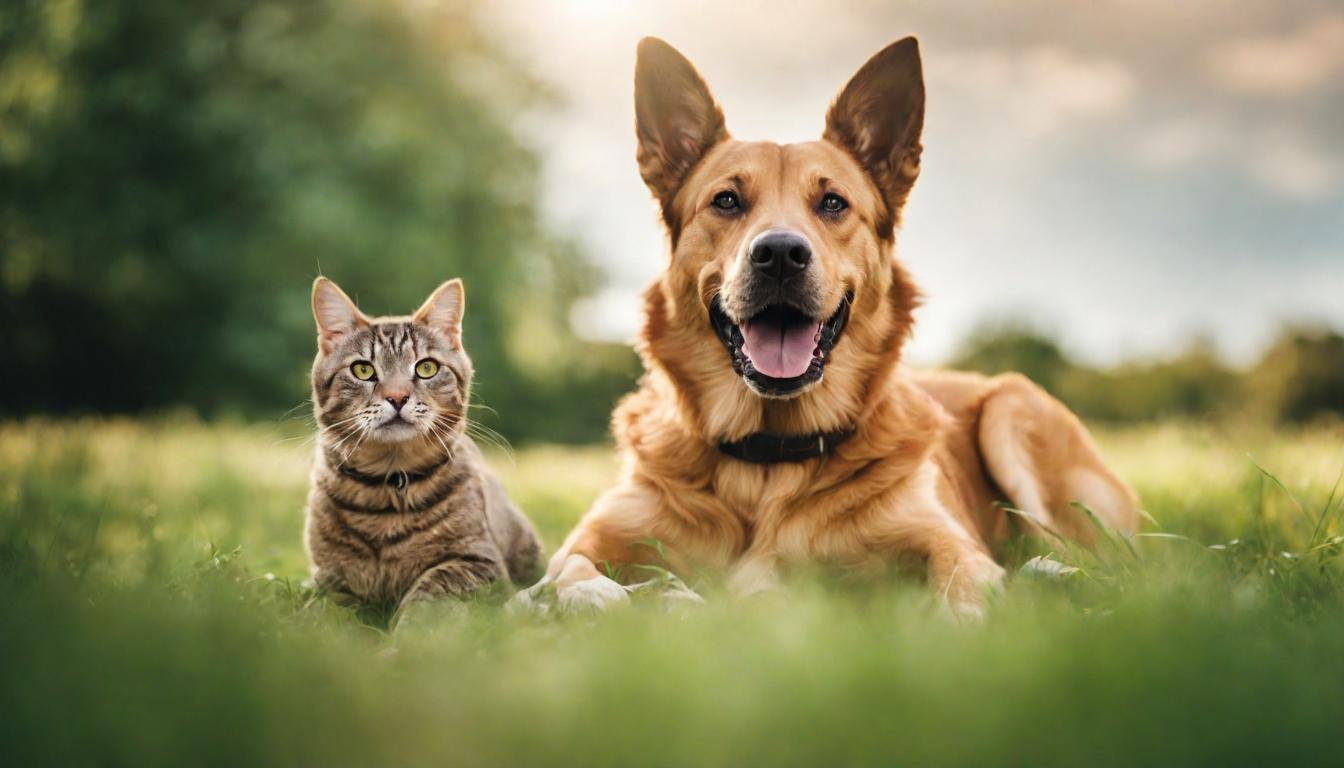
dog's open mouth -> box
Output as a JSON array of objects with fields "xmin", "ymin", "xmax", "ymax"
[{"xmin": 710, "ymin": 291, "xmax": 853, "ymax": 397}]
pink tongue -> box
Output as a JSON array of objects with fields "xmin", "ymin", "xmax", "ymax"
[{"xmin": 741, "ymin": 319, "xmax": 820, "ymax": 379}]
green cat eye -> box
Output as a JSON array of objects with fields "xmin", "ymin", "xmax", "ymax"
[
  {"xmin": 351, "ymin": 361, "xmax": 376, "ymax": 381},
  {"xmin": 414, "ymin": 359, "xmax": 440, "ymax": 379}
]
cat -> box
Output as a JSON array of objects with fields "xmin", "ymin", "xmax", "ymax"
[{"xmin": 303, "ymin": 276, "xmax": 541, "ymax": 610}]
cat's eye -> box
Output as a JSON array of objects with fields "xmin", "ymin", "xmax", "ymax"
[
  {"xmin": 414, "ymin": 359, "xmax": 440, "ymax": 379},
  {"xmin": 351, "ymin": 361, "xmax": 376, "ymax": 381}
]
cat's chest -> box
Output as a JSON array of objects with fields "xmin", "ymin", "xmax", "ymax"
[{"xmin": 316, "ymin": 460, "xmax": 484, "ymax": 551}]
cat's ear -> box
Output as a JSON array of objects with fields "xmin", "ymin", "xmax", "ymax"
[
  {"xmin": 413, "ymin": 278, "xmax": 465, "ymax": 349},
  {"xmin": 311, "ymin": 277, "xmax": 368, "ymax": 355}
]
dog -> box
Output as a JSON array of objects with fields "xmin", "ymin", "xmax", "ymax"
[{"xmin": 530, "ymin": 36, "xmax": 1139, "ymax": 618}]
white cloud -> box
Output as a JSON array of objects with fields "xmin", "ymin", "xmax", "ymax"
[
  {"xmin": 1247, "ymin": 134, "xmax": 1344, "ymax": 199},
  {"xmin": 933, "ymin": 46, "xmax": 1136, "ymax": 138},
  {"xmin": 1206, "ymin": 15, "xmax": 1344, "ymax": 94},
  {"xmin": 1133, "ymin": 117, "xmax": 1224, "ymax": 170}
]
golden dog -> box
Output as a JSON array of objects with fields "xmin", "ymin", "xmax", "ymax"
[{"xmin": 532, "ymin": 36, "xmax": 1138, "ymax": 618}]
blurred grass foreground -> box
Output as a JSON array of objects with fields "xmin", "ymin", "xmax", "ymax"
[{"xmin": 3, "ymin": 418, "xmax": 1344, "ymax": 766}]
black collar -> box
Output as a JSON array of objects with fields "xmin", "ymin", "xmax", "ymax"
[
  {"xmin": 718, "ymin": 427, "xmax": 856, "ymax": 464},
  {"xmin": 336, "ymin": 457, "xmax": 448, "ymax": 490}
]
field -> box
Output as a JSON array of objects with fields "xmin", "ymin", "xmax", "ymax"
[{"xmin": 2, "ymin": 418, "xmax": 1343, "ymax": 766}]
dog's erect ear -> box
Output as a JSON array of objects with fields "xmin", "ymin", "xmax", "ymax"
[
  {"xmin": 413, "ymin": 278, "xmax": 465, "ymax": 350},
  {"xmin": 635, "ymin": 37, "xmax": 727, "ymax": 220},
  {"xmin": 312, "ymin": 277, "xmax": 369, "ymax": 355},
  {"xmin": 824, "ymin": 37, "xmax": 925, "ymax": 236}
]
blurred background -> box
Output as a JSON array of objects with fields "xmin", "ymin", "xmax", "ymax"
[{"xmin": 2, "ymin": 0, "xmax": 1341, "ymax": 441}]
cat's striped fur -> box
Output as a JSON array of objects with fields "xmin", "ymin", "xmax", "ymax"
[{"xmin": 304, "ymin": 277, "xmax": 541, "ymax": 608}]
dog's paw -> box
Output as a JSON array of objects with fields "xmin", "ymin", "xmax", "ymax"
[
  {"xmin": 943, "ymin": 598, "xmax": 988, "ymax": 624},
  {"xmin": 556, "ymin": 574, "xmax": 630, "ymax": 613},
  {"xmin": 935, "ymin": 551, "xmax": 1005, "ymax": 624},
  {"xmin": 511, "ymin": 554, "xmax": 633, "ymax": 615},
  {"xmin": 507, "ymin": 576, "xmax": 554, "ymax": 616}
]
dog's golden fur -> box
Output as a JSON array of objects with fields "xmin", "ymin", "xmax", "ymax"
[{"xmin": 536, "ymin": 36, "xmax": 1138, "ymax": 616}]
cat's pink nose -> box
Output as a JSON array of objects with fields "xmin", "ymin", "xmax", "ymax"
[{"xmin": 385, "ymin": 393, "xmax": 410, "ymax": 412}]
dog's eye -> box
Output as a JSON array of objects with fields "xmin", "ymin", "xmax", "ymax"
[
  {"xmin": 711, "ymin": 191, "xmax": 741, "ymax": 212},
  {"xmin": 819, "ymin": 193, "xmax": 848, "ymax": 215}
]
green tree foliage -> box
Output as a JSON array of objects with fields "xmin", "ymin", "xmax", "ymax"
[
  {"xmin": 1248, "ymin": 327, "xmax": 1344, "ymax": 424},
  {"xmin": 951, "ymin": 320, "xmax": 1073, "ymax": 393},
  {"xmin": 949, "ymin": 320, "xmax": 1340, "ymax": 425},
  {"xmin": 0, "ymin": 0, "xmax": 637, "ymax": 441}
]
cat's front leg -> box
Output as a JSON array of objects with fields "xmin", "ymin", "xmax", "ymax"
[
  {"xmin": 402, "ymin": 548, "xmax": 508, "ymax": 606},
  {"xmin": 310, "ymin": 567, "xmax": 363, "ymax": 606}
]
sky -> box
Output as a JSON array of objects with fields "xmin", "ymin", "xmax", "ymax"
[{"xmin": 490, "ymin": 0, "xmax": 1344, "ymax": 365}]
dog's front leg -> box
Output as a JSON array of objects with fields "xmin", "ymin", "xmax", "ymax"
[
  {"xmin": 876, "ymin": 496, "xmax": 1006, "ymax": 620},
  {"xmin": 925, "ymin": 541, "xmax": 1005, "ymax": 622},
  {"xmin": 727, "ymin": 552, "xmax": 784, "ymax": 598},
  {"xmin": 518, "ymin": 482, "xmax": 673, "ymax": 613}
]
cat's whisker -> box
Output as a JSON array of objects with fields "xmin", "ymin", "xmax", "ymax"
[
  {"xmin": 278, "ymin": 399, "xmax": 315, "ymax": 421},
  {"xmin": 426, "ymin": 426, "xmax": 454, "ymax": 461},
  {"xmin": 466, "ymin": 400, "xmax": 499, "ymax": 418},
  {"xmin": 328, "ymin": 416, "xmax": 371, "ymax": 461},
  {"xmin": 465, "ymin": 420, "xmax": 513, "ymax": 460}
]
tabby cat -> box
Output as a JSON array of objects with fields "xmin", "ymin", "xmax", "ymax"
[{"xmin": 304, "ymin": 276, "xmax": 541, "ymax": 609}]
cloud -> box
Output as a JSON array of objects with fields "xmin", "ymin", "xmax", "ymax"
[
  {"xmin": 1206, "ymin": 14, "xmax": 1344, "ymax": 94},
  {"xmin": 1133, "ymin": 117, "xmax": 1224, "ymax": 170},
  {"xmin": 933, "ymin": 46, "xmax": 1136, "ymax": 137},
  {"xmin": 1247, "ymin": 133, "xmax": 1344, "ymax": 199}
]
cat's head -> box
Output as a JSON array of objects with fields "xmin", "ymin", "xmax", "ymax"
[{"xmin": 310, "ymin": 277, "xmax": 473, "ymax": 448}]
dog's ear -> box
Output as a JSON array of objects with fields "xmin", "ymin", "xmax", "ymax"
[
  {"xmin": 824, "ymin": 37, "xmax": 925, "ymax": 237},
  {"xmin": 635, "ymin": 37, "xmax": 727, "ymax": 221}
]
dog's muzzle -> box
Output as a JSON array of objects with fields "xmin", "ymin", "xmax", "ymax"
[{"xmin": 709, "ymin": 290, "xmax": 853, "ymax": 398}]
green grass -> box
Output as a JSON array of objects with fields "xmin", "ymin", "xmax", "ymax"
[{"xmin": 2, "ymin": 417, "xmax": 1343, "ymax": 766}]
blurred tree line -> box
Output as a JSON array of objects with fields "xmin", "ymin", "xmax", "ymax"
[
  {"xmin": 953, "ymin": 321, "xmax": 1344, "ymax": 425},
  {"xmin": 2, "ymin": 1, "xmax": 1336, "ymax": 442},
  {"xmin": 0, "ymin": 0, "xmax": 637, "ymax": 442}
]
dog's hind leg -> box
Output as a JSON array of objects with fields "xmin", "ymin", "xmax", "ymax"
[{"xmin": 977, "ymin": 373, "xmax": 1139, "ymax": 545}]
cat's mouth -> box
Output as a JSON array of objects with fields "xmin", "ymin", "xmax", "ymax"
[{"xmin": 369, "ymin": 415, "xmax": 420, "ymax": 442}]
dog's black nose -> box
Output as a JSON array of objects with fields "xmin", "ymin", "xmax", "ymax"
[{"xmin": 749, "ymin": 230, "xmax": 812, "ymax": 281}]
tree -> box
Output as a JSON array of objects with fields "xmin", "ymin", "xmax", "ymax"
[
  {"xmin": 950, "ymin": 319, "xmax": 1073, "ymax": 394},
  {"xmin": 0, "ymin": 0, "xmax": 634, "ymax": 440},
  {"xmin": 1249, "ymin": 327, "xmax": 1344, "ymax": 424}
]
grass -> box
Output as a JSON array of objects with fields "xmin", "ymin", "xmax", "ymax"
[{"xmin": 2, "ymin": 416, "xmax": 1343, "ymax": 766}]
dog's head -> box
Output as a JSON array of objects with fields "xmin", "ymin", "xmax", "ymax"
[{"xmin": 635, "ymin": 37, "xmax": 923, "ymax": 427}]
